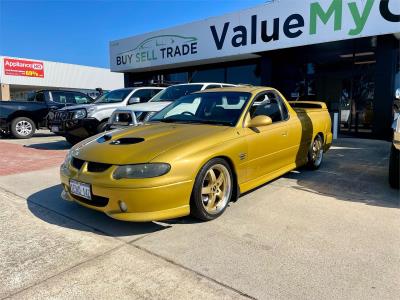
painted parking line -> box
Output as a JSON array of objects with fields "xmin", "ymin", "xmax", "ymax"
[{"xmin": 0, "ymin": 141, "xmax": 67, "ymax": 176}]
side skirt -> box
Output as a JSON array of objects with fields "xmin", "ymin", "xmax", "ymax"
[{"xmin": 239, "ymin": 163, "xmax": 298, "ymax": 194}]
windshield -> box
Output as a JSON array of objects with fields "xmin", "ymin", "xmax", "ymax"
[
  {"xmin": 150, "ymin": 92, "xmax": 251, "ymax": 126},
  {"xmin": 94, "ymin": 89, "xmax": 133, "ymax": 104},
  {"xmin": 150, "ymin": 84, "xmax": 203, "ymax": 102}
]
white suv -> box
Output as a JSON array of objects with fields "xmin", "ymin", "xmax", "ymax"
[
  {"xmin": 108, "ymin": 83, "xmax": 236, "ymax": 129},
  {"xmin": 49, "ymin": 86, "xmax": 165, "ymax": 144}
]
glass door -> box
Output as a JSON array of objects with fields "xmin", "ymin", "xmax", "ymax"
[{"xmin": 340, "ymin": 53, "xmax": 376, "ymax": 137}]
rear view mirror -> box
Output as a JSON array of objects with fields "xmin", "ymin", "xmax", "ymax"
[
  {"xmin": 246, "ymin": 115, "xmax": 273, "ymax": 128},
  {"xmin": 128, "ymin": 97, "xmax": 140, "ymax": 104}
]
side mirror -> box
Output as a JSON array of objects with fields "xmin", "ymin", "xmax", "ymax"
[
  {"xmin": 395, "ymin": 88, "xmax": 400, "ymax": 100},
  {"xmin": 128, "ymin": 97, "xmax": 140, "ymax": 105},
  {"xmin": 246, "ymin": 115, "xmax": 273, "ymax": 128}
]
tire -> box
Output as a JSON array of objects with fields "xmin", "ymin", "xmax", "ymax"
[
  {"xmin": 97, "ymin": 120, "xmax": 108, "ymax": 133},
  {"xmin": 307, "ymin": 135, "xmax": 324, "ymax": 170},
  {"xmin": 65, "ymin": 135, "xmax": 82, "ymax": 145},
  {"xmin": 10, "ymin": 117, "xmax": 36, "ymax": 139},
  {"xmin": 190, "ymin": 158, "xmax": 234, "ymax": 221},
  {"xmin": 389, "ymin": 145, "xmax": 400, "ymax": 189}
]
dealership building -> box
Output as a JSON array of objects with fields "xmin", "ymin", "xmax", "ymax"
[
  {"xmin": 0, "ymin": 56, "xmax": 124, "ymax": 100},
  {"xmin": 110, "ymin": 0, "xmax": 400, "ymax": 139}
]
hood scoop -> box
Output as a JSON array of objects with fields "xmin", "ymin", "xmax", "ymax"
[
  {"xmin": 110, "ymin": 137, "xmax": 145, "ymax": 145},
  {"xmin": 97, "ymin": 134, "xmax": 112, "ymax": 143}
]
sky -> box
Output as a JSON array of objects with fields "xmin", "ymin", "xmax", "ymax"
[{"xmin": 0, "ymin": 0, "xmax": 265, "ymax": 68}]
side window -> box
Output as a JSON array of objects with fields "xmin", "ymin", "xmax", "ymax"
[
  {"xmin": 249, "ymin": 91, "xmax": 288, "ymax": 123},
  {"xmin": 73, "ymin": 93, "xmax": 91, "ymax": 104},
  {"xmin": 205, "ymin": 84, "xmax": 222, "ymax": 90},
  {"xmin": 51, "ymin": 91, "xmax": 68, "ymax": 104},
  {"xmin": 131, "ymin": 89, "xmax": 154, "ymax": 103},
  {"xmin": 35, "ymin": 92, "xmax": 45, "ymax": 102},
  {"xmin": 270, "ymin": 91, "xmax": 289, "ymax": 120},
  {"xmin": 151, "ymin": 89, "xmax": 163, "ymax": 97}
]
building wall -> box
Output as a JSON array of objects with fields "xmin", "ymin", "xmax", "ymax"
[{"xmin": 0, "ymin": 56, "xmax": 123, "ymax": 91}]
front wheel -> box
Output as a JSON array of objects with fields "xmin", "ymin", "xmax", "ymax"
[
  {"xmin": 389, "ymin": 145, "xmax": 400, "ymax": 189},
  {"xmin": 10, "ymin": 117, "xmax": 36, "ymax": 139},
  {"xmin": 307, "ymin": 135, "xmax": 324, "ymax": 170},
  {"xmin": 190, "ymin": 158, "xmax": 233, "ymax": 221},
  {"xmin": 97, "ymin": 120, "xmax": 108, "ymax": 133}
]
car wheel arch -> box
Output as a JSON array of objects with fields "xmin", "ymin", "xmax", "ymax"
[
  {"xmin": 316, "ymin": 132, "xmax": 325, "ymax": 144},
  {"xmin": 9, "ymin": 112, "xmax": 38, "ymax": 129},
  {"xmin": 195, "ymin": 155, "xmax": 240, "ymax": 201}
]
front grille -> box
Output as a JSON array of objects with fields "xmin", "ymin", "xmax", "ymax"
[
  {"xmin": 71, "ymin": 157, "xmax": 85, "ymax": 170},
  {"xmin": 71, "ymin": 158, "xmax": 111, "ymax": 173},
  {"xmin": 87, "ymin": 162, "xmax": 111, "ymax": 173},
  {"xmin": 71, "ymin": 194, "xmax": 109, "ymax": 207},
  {"xmin": 54, "ymin": 111, "xmax": 74, "ymax": 122}
]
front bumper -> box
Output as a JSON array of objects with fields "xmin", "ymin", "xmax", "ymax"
[
  {"xmin": 60, "ymin": 166, "xmax": 193, "ymax": 222},
  {"xmin": 50, "ymin": 118, "xmax": 100, "ymax": 139}
]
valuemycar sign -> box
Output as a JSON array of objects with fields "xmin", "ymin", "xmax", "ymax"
[
  {"xmin": 110, "ymin": 0, "xmax": 400, "ymax": 72},
  {"xmin": 3, "ymin": 58, "xmax": 45, "ymax": 78}
]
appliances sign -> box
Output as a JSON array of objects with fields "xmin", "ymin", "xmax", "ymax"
[{"xmin": 3, "ymin": 58, "xmax": 44, "ymax": 78}]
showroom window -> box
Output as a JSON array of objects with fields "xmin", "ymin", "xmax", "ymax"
[
  {"xmin": 191, "ymin": 68, "xmax": 225, "ymax": 83},
  {"xmin": 227, "ymin": 64, "xmax": 261, "ymax": 85}
]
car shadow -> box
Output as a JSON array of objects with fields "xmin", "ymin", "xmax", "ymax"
[
  {"xmin": 27, "ymin": 185, "xmax": 169, "ymax": 238},
  {"xmin": 282, "ymin": 143, "xmax": 400, "ymax": 208},
  {"xmin": 24, "ymin": 140, "xmax": 71, "ymax": 150},
  {"xmin": 236, "ymin": 140, "xmax": 399, "ymax": 209}
]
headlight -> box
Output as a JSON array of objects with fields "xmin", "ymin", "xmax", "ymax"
[
  {"xmin": 86, "ymin": 107, "xmax": 96, "ymax": 117},
  {"xmin": 73, "ymin": 109, "xmax": 86, "ymax": 119},
  {"xmin": 113, "ymin": 163, "xmax": 171, "ymax": 179},
  {"xmin": 61, "ymin": 151, "xmax": 72, "ymax": 170}
]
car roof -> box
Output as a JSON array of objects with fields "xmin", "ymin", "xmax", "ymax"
[
  {"xmin": 194, "ymin": 86, "xmax": 274, "ymax": 94},
  {"xmin": 170, "ymin": 82, "xmax": 235, "ymax": 86}
]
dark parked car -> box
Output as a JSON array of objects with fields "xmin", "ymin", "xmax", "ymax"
[
  {"xmin": 389, "ymin": 89, "xmax": 400, "ymax": 189},
  {"xmin": 0, "ymin": 90, "xmax": 93, "ymax": 139}
]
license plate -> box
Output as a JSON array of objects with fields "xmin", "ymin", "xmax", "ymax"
[
  {"xmin": 70, "ymin": 180, "xmax": 91, "ymax": 200},
  {"xmin": 51, "ymin": 125, "xmax": 59, "ymax": 132}
]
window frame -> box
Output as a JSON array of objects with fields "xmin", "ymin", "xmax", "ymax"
[
  {"xmin": 35, "ymin": 92, "xmax": 45, "ymax": 103},
  {"xmin": 243, "ymin": 89, "xmax": 290, "ymax": 127}
]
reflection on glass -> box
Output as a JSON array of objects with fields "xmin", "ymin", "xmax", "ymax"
[
  {"xmin": 191, "ymin": 68, "xmax": 225, "ymax": 83},
  {"xmin": 227, "ymin": 64, "xmax": 261, "ymax": 85}
]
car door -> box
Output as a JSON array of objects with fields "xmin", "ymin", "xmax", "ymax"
[
  {"xmin": 243, "ymin": 91, "xmax": 291, "ymax": 180},
  {"xmin": 128, "ymin": 89, "xmax": 160, "ymax": 105}
]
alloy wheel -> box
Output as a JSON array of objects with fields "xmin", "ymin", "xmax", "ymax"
[
  {"xmin": 312, "ymin": 137, "xmax": 323, "ymax": 166},
  {"xmin": 201, "ymin": 164, "xmax": 232, "ymax": 215},
  {"xmin": 16, "ymin": 120, "xmax": 33, "ymax": 136}
]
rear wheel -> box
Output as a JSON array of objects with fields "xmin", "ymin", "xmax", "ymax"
[
  {"xmin": 307, "ymin": 135, "xmax": 324, "ymax": 170},
  {"xmin": 10, "ymin": 117, "xmax": 36, "ymax": 139},
  {"xmin": 389, "ymin": 145, "xmax": 400, "ymax": 189},
  {"xmin": 190, "ymin": 158, "xmax": 233, "ymax": 221}
]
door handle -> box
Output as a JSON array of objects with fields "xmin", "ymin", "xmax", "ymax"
[{"xmin": 282, "ymin": 131, "xmax": 288, "ymax": 136}]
